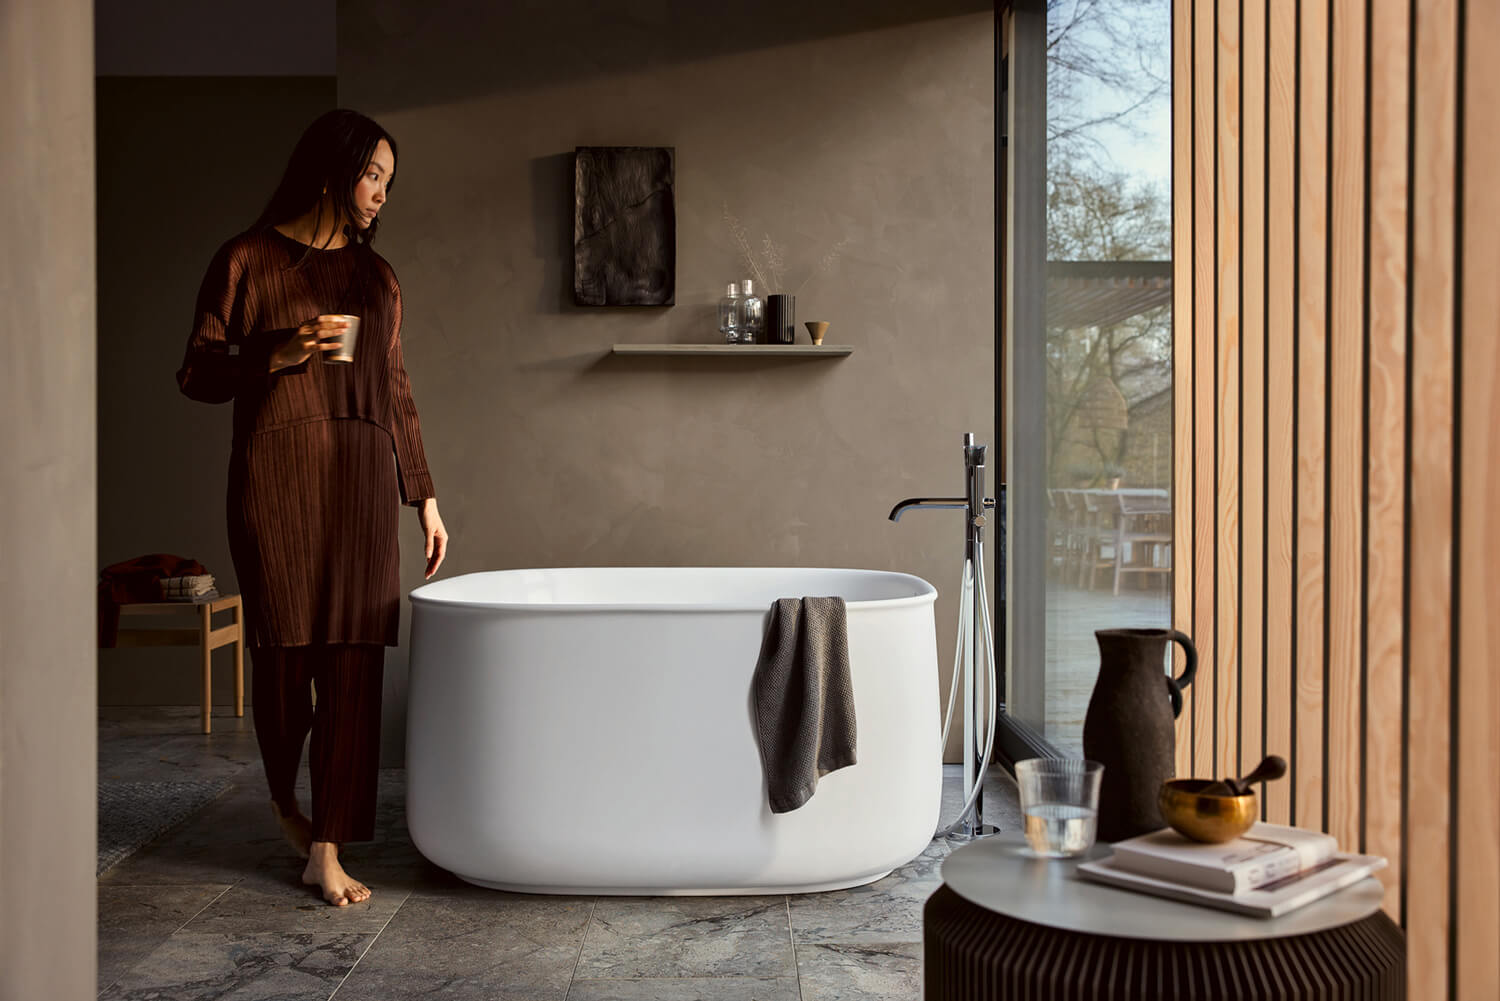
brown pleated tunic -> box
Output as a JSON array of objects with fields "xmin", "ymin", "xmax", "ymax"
[{"xmin": 176, "ymin": 227, "xmax": 434, "ymax": 649}]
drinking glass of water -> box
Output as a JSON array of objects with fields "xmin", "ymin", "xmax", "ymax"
[{"xmin": 1015, "ymin": 758, "xmax": 1104, "ymax": 858}]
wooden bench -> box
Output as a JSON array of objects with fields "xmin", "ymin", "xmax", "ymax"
[{"xmin": 114, "ymin": 594, "xmax": 245, "ymax": 734}]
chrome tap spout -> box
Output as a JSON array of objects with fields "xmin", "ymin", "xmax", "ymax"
[{"xmin": 888, "ymin": 497, "xmax": 968, "ymax": 522}]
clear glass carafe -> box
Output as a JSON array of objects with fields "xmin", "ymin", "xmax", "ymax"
[
  {"xmin": 717, "ymin": 283, "xmax": 743, "ymax": 343},
  {"xmin": 739, "ymin": 280, "xmax": 764, "ymax": 344}
]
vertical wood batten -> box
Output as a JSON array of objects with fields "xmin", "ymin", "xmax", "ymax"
[
  {"xmin": 1262, "ymin": 0, "xmax": 1296, "ymax": 827},
  {"xmin": 1294, "ymin": 0, "xmax": 1330, "ymax": 833},
  {"xmin": 1170, "ymin": 0, "xmax": 1499, "ymax": 987},
  {"xmin": 1405, "ymin": 0, "xmax": 1458, "ymax": 995},
  {"xmin": 1193, "ymin": 0, "xmax": 1220, "ymax": 780},
  {"xmin": 1455, "ymin": 1, "xmax": 1500, "ymax": 990},
  {"xmin": 1326, "ymin": 0, "xmax": 1367, "ymax": 856},
  {"xmin": 1238, "ymin": 0, "xmax": 1266, "ymax": 788},
  {"xmin": 1215, "ymin": 0, "xmax": 1242, "ymax": 784},
  {"xmin": 1362, "ymin": 0, "xmax": 1409, "ymax": 918},
  {"xmin": 1172, "ymin": 0, "xmax": 1196, "ymax": 782}
]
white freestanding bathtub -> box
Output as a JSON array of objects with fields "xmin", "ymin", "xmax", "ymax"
[{"xmin": 405, "ymin": 567, "xmax": 942, "ymax": 895}]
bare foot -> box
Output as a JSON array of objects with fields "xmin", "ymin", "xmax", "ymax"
[
  {"xmin": 270, "ymin": 801, "xmax": 312, "ymax": 859},
  {"xmin": 301, "ymin": 841, "xmax": 371, "ymax": 907}
]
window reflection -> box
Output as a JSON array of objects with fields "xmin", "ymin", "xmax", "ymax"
[{"xmin": 1041, "ymin": 0, "xmax": 1173, "ymax": 755}]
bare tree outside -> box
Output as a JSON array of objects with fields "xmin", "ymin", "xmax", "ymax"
[
  {"xmin": 1045, "ymin": 0, "xmax": 1172, "ymax": 489},
  {"xmin": 1047, "ymin": 0, "xmax": 1170, "ymax": 178}
]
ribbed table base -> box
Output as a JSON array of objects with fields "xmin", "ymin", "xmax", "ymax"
[{"xmin": 924, "ymin": 885, "xmax": 1406, "ymax": 1001}]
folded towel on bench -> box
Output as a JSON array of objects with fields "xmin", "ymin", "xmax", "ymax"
[
  {"xmin": 98, "ymin": 554, "xmax": 208, "ymax": 647},
  {"xmin": 159, "ymin": 574, "xmax": 216, "ymax": 599}
]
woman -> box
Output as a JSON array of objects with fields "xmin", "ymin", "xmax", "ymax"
[{"xmin": 176, "ymin": 109, "xmax": 448, "ymax": 907}]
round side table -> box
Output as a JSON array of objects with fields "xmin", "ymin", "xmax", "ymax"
[{"xmin": 924, "ymin": 833, "xmax": 1405, "ymax": 1001}]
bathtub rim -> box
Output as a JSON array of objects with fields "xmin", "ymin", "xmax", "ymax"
[{"xmin": 408, "ymin": 566, "xmax": 939, "ymax": 614}]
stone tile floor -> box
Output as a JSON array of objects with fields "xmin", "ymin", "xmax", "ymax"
[{"xmin": 98, "ymin": 707, "xmax": 1021, "ymax": 1000}]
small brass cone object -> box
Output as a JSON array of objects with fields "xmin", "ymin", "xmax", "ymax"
[{"xmin": 804, "ymin": 321, "xmax": 830, "ymax": 346}]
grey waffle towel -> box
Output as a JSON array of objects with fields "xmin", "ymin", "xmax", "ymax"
[{"xmin": 751, "ymin": 596, "xmax": 856, "ymax": 813}]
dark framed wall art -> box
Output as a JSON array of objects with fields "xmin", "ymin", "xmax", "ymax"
[{"xmin": 573, "ymin": 146, "xmax": 676, "ymax": 306}]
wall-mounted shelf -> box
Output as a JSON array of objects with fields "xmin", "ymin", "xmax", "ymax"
[{"xmin": 611, "ymin": 344, "xmax": 853, "ymax": 358}]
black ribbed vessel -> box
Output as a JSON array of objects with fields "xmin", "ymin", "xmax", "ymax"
[{"xmin": 765, "ymin": 293, "xmax": 795, "ymax": 344}]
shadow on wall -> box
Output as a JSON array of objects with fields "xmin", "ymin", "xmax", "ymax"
[
  {"xmin": 338, "ymin": 0, "xmax": 992, "ymax": 110},
  {"xmin": 528, "ymin": 151, "xmax": 718, "ymax": 330}
]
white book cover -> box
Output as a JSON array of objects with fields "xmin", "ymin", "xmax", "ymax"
[
  {"xmin": 1077, "ymin": 852, "xmax": 1387, "ymax": 918},
  {"xmin": 1109, "ymin": 823, "xmax": 1338, "ymax": 894}
]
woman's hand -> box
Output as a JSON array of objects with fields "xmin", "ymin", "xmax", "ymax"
[
  {"xmin": 269, "ymin": 316, "xmax": 349, "ymax": 372},
  {"xmin": 417, "ymin": 498, "xmax": 448, "ymax": 579}
]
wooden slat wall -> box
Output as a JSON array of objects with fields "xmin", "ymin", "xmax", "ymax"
[
  {"xmin": 1190, "ymin": 0, "xmax": 1218, "ymax": 781},
  {"xmin": 1326, "ymin": 0, "xmax": 1365, "ymax": 857},
  {"xmin": 1364, "ymin": 0, "xmax": 1407, "ymax": 915},
  {"xmin": 1239, "ymin": 0, "xmax": 1265, "ymax": 789},
  {"xmin": 1455, "ymin": 7, "xmax": 1500, "ymax": 997},
  {"xmin": 1404, "ymin": 0, "xmax": 1457, "ymax": 992},
  {"xmin": 1292, "ymin": 0, "xmax": 1327, "ymax": 836},
  {"xmin": 1170, "ymin": 0, "xmax": 1194, "ymax": 784},
  {"xmin": 1171, "ymin": 0, "xmax": 1498, "ymax": 993},
  {"xmin": 1215, "ymin": 0, "xmax": 1241, "ymax": 789},
  {"xmin": 1262, "ymin": 0, "xmax": 1294, "ymax": 828}
]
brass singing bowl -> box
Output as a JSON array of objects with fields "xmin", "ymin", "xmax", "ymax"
[{"xmin": 1159, "ymin": 779, "xmax": 1258, "ymax": 843}]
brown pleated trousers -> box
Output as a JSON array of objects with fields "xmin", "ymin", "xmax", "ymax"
[{"xmin": 251, "ymin": 643, "xmax": 384, "ymax": 843}]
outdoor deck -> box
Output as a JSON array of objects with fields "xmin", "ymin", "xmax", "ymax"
[{"xmin": 1042, "ymin": 578, "xmax": 1172, "ymax": 756}]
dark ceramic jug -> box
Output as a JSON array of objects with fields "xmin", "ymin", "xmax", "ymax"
[{"xmin": 1082, "ymin": 628, "xmax": 1198, "ymax": 842}]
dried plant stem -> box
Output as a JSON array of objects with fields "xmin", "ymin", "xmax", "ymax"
[
  {"xmin": 761, "ymin": 234, "xmax": 786, "ymax": 292},
  {"xmin": 723, "ymin": 204, "xmax": 847, "ymax": 296},
  {"xmin": 722, "ymin": 205, "xmax": 771, "ymax": 291},
  {"xmin": 792, "ymin": 237, "xmax": 849, "ymax": 295}
]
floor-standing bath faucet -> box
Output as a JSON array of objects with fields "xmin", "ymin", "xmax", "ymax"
[{"xmin": 889, "ymin": 433, "xmax": 998, "ymax": 840}]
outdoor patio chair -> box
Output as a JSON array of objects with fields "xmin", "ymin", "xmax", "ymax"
[{"xmin": 1110, "ymin": 491, "xmax": 1172, "ymax": 595}]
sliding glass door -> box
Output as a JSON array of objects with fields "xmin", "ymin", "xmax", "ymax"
[{"xmin": 1003, "ymin": 0, "xmax": 1173, "ymax": 757}]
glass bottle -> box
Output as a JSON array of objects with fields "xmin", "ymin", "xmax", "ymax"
[
  {"xmin": 739, "ymin": 279, "xmax": 764, "ymax": 344},
  {"xmin": 717, "ymin": 283, "xmax": 742, "ymax": 344}
]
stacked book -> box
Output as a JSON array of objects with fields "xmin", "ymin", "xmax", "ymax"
[{"xmin": 1078, "ymin": 822, "xmax": 1386, "ymax": 917}]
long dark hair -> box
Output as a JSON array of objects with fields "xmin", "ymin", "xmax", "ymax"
[{"xmin": 253, "ymin": 109, "xmax": 398, "ymax": 264}]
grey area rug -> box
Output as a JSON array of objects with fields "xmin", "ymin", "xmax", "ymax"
[{"xmin": 98, "ymin": 779, "xmax": 231, "ymax": 875}]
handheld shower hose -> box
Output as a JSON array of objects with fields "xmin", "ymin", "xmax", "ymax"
[
  {"xmin": 889, "ymin": 432, "xmax": 1000, "ymax": 841},
  {"xmin": 933, "ymin": 550, "xmax": 999, "ymax": 838}
]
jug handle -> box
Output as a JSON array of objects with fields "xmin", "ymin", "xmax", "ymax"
[{"xmin": 1165, "ymin": 630, "xmax": 1198, "ymax": 719}]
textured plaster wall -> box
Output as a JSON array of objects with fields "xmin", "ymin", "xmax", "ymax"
[
  {"xmin": 338, "ymin": 1, "xmax": 996, "ymax": 764},
  {"xmin": 2, "ymin": 0, "xmax": 98, "ymax": 993}
]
